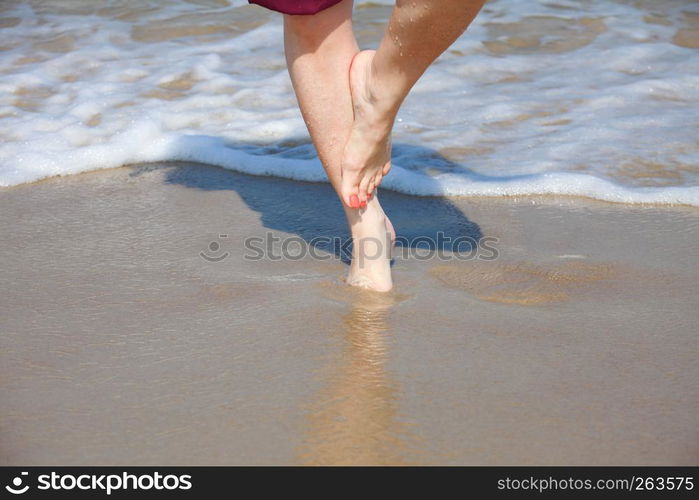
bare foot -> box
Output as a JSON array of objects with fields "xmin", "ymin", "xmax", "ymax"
[
  {"xmin": 341, "ymin": 50, "xmax": 395, "ymax": 209},
  {"xmin": 346, "ymin": 195, "xmax": 394, "ymax": 292}
]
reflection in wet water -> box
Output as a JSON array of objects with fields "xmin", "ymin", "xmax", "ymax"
[{"xmin": 297, "ymin": 291, "xmax": 413, "ymax": 465}]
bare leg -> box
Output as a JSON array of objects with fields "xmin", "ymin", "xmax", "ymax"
[
  {"xmin": 284, "ymin": 1, "xmax": 394, "ymax": 292},
  {"xmin": 340, "ymin": 0, "xmax": 486, "ymax": 207}
]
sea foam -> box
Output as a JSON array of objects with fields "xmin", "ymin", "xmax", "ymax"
[{"xmin": 1, "ymin": 0, "xmax": 698, "ymax": 205}]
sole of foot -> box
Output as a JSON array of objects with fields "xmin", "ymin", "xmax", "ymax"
[{"xmin": 341, "ymin": 50, "xmax": 394, "ymax": 209}]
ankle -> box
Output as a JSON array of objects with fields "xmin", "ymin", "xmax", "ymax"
[
  {"xmin": 351, "ymin": 232, "xmax": 391, "ymax": 270},
  {"xmin": 363, "ymin": 58, "xmax": 402, "ymax": 121},
  {"xmin": 348, "ymin": 199, "xmax": 385, "ymax": 231},
  {"xmin": 349, "ymin": 50, "xmax": 401, "ymax": 129}
]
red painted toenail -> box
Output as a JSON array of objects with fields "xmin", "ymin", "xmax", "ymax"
[{"xmin": 350, "ymin": 194, "xmax": 360, "ymax": 208}]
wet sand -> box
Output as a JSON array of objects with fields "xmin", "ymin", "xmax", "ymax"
[{"xmin": 1, "ymin": 163, "xmax": 697, "ymax": 465}]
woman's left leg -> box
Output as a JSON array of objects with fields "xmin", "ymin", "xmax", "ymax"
[
  {"xmin": 340, "ymin": 0, "xmax": 486, "ymax": 207},
  {"xmin": 284, "ymin": 0, "xmax": 394, "ymax": 291}
]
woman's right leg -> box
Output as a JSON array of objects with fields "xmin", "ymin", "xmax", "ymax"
[{"xmin": 284, "ymin": 0, "xmax": 394, "ymax": 291}]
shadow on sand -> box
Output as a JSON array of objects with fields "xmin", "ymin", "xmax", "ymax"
[{"xmin": 132, "ymin": 141, "xmax": 484, "ymax": 264}]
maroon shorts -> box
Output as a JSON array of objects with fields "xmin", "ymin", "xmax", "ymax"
[{"xmin": 249, "ymin": 0, "xmax": 343, "ymax": 15}]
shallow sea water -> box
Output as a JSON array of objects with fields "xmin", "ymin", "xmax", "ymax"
[{"xmin": 0, "ymin": 0, "xmax": 698, "ymax": 204}]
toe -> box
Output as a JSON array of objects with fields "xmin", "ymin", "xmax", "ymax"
[
  {"xmin": 382, "ymin": 161, "xmax": 391, "ymax": 176},
  {"xmin": 341, "ymin": 170, "xmax": 361, "ymax": 208},
  {"xmin": 367, "ymin": 179, "xmax": 376, "ymax": 196},
  {"xmin": 374, "ymin": 171, "xmax": 383, "ymax": 187},
  {"xmin": 343, "ymin": 183, "xmax": 360, "ymax": 208},
  {"xmin": 358, "ymin": 175, "xmax": 372, "ymax": 206}
]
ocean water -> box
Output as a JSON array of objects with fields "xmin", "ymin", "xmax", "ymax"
[{"xmin": 1, "ymin": 0, "xmax": 698, "ymax": 205}]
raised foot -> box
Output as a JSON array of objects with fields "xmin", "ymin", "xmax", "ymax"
[{"xmin": 341, "ymin": 50, "xmax": 395, "ymax": 209}]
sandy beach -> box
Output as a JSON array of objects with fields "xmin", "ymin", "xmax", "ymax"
[{"xmin": 1, "ymin": 163, "xmax": 697, "ymax": 465}]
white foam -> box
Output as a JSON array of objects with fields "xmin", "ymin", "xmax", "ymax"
[{"xmin": 0, "ymin": 0, "xmax": 698, "ymax": 206}]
